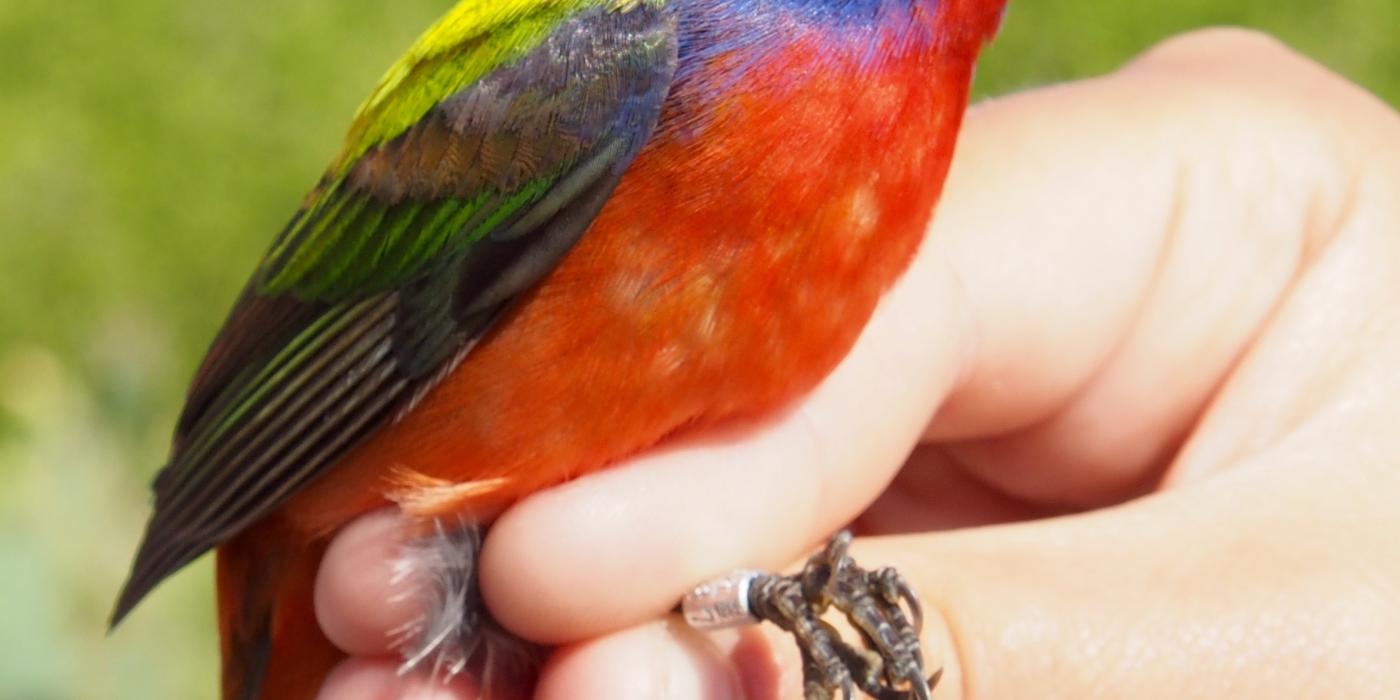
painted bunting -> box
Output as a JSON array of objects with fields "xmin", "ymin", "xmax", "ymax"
[{"xmin": 111, "ymin": 0, "xmax": 1005, "ymax": 697}]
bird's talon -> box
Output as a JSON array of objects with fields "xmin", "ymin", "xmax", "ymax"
[
  {"xmin": 923, "ymin": 668, "xmax": 944, "ymax": 699},
  {"xmin": 710, "ymin": 530, "xmax": 934, "ymax": 699},
  {"xmin": 895, "ymin": 574, "xmax": 924, "ymax": 634}
]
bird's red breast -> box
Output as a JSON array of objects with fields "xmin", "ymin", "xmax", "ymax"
[{"xmin": 284, "ymin": 12, "xmax": 984, "ymax": 536}]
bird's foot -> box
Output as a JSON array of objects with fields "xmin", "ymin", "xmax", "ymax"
[
  {"xmin": 684, "ymin": 531, "xmax": 937, "ymax": 700},
  {"xmin": 789, "ymin": 531, "xmax": 935, "ymax": 700},
  {"xmin": 391, "ymin": 519, "xmax": 541, "ymax": 696}
]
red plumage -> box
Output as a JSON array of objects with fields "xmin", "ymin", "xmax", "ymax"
[{"xmin": 204, "ymin": 1, "xmax": 1005, "ymax": 696}]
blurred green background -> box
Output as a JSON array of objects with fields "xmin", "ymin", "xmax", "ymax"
[{"xmin": 1, "ymin": 0, "xmax": 1396, "ymax": 697}]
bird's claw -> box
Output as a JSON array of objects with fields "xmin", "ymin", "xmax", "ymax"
[{"xmin": 745, "ymin": 531, "xmax": 937, "ymax": 700}]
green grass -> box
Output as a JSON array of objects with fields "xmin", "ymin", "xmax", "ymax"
[{"xmin": 0, "ymin": 1, "xmax": 1395, "ymax": 697}]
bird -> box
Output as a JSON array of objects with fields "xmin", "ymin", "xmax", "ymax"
[{"xmin": 110, "ymin": 0, "xmax": 1006, "ymax": 697}]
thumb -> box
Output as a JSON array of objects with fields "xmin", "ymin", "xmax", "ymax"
[
  {"xmin": 537, "ymin": 465, "xmax": 1394, "ymax": 700},
  {"xmin": 853, "ymin": 471, "xmax": 1389, "ymax": 700}
]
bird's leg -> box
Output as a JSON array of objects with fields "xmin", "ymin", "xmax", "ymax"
[
  {"xmin": 747, "ymin": 572, "xmax": 857, "ymax": 700},
  {"xmin": 810, "ymin": 535, "xmax": 934, "ymax": 700},
  {"xmin": 796, "ymin": 532, "xmax": 934, "ymax": 700},
  {"xmin": 391, "ymin": 518, "xmax": 542, "ymax": 697},
  {"xmin": 683, "ymin": 531, "xmax": 936, "ymax": 700}
]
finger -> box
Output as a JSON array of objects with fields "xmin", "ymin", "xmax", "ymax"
[
  {"xmin": 854, "ymin": 444, "xmax": 1051, "ymax": 535},
  {"xmin": 928, "ymin": 29, "xmax": 1383, "ymax": 504},
  {"xmin": 535, "ymin": 621, "xmax": 742, "ymax": 700},
  {"xmin": 884, "ymin": 425, "xmax": 1399, "ymax": 700},
  {"xmin": 316, "ymin": 509, "xmax": 418, "ymax": 656},
  {"xmin": 480, "ymin": 30, "xmax": 1367, "ymax": 644},
  {"xmin": 317, "ymin": 658, "xmax": 481, "ymax": 700}
]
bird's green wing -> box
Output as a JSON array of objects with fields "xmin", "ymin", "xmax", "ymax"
[{"xmin": 113, "ymin": 0, "xmax": 678, "ymax": 625}]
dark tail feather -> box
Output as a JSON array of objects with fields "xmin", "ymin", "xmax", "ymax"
[
  {"xmin": 111, "ymin": 511, "xmax": 210, "ymax": 630},
  {"xmin": 217, "ymin": 524, "xmax": 340, "ymax": 700}
]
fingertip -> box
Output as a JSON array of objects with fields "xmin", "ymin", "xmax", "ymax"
[
  {"xmin": 315, "ymin": 509, "xmax": 421, "ymax": 656},
  {"xmin": 318, "ymin": 659, "xmax": 400, "ymax": 700},
  {"xmin": 481, "ymin": 421, "xmax": 846, "ymax": 645},
  {"xmin": 317, "ymin": 659, "xmax": 481, "ymax": 700},
  {"xmin": 481, "ymin": 473, "xmax": 718, "ymax": 643},
  {"xmin": 536, "ymin": 620, "xmax": 743, "ymax": 700},
  {"xmin": 1123, "ymin": 27, "xmax": 1304, "ymax": 77}
]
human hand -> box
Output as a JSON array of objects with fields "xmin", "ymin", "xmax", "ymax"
[{"xmin": 314, "ymin": 29, "xmax": 1400, "ymax": 699}]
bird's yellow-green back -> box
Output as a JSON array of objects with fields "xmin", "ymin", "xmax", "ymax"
[{"xmin": 335, "ymin": 0, "xmax": 662, "ymax": 173}]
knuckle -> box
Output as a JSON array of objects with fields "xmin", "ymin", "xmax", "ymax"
[{"xmin": 1131, "ymin": 27, "xmax": 1299, "ymax": 71}]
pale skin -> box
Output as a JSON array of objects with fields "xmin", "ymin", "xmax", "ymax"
[{"xmin": 311, "ymin": 29, "xmax": 1400, "ymax": 699}]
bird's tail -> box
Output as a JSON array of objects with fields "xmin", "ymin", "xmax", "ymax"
[{"xmin": 217, "ymin": 524, "xmax": 340, "ymax": 700}]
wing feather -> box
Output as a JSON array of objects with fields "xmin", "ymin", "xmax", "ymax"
[{"xmin": 112, "ymin": 1, "xmax": 679, "ymax": 626}]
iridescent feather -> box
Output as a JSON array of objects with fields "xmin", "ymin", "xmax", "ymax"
[{"xmin": 112, "ymin": 0, "xmax": 679, "ymax": 627}]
